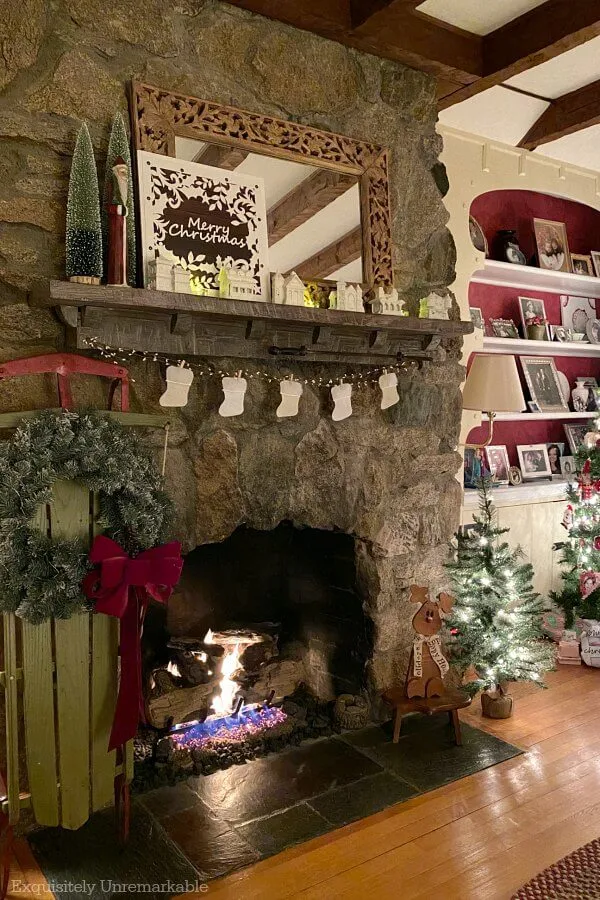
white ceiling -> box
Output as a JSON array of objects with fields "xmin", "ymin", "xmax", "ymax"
[
  {"xmin": 506, "ymin": 36, "xmax": 600, "ymax": 99},
  {"xmin": 172, "ymin": 136, "xmax": 362, "ymax": 281},
  {"xmin": 439, "ymin": 85, "xmax": 549, "ymax": 145},
  {"xmin": 416, "ymin": 0, "xmax": 547, "ymax": 36}
]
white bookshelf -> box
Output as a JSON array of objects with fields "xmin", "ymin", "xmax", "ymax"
[
  {"xmin": 482, "ymin": 336, "xmax": 600, "ymax": 358},
  {"xmin": 471, "ymin": 258, "xmax": 600, "ymax": 298},
  {"xmin": 494, "ymin": 411, "xmax": 596, "ymax": 422}
]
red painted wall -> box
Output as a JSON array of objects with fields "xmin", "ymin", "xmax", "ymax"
[
  {"xmin": 470, "ymin": 189, "xmax": 600, "ymax": 262},
  {"xmin": 467, "ymin": 190, "xmax": 600, "ymax": 456}
]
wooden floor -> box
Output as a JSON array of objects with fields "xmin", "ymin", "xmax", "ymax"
[{"xmin": 9, "ymin": 666, "xmax": 600, "ymax": 900}]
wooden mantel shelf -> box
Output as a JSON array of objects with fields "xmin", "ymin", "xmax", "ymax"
[{"xmin": 30, "ymin": 281, "xmax": 473, "ymax": 365}]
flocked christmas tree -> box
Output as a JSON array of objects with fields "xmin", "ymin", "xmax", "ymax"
[
  {"xmin": 66, "ymin": 122, "xmax": 103, "ymax": 282},
  {"xmin": 446, "ymin": 477, "xmax": 554, "ymax": 696},
  {"xmin": 552, "ymin": 423, "xmax": 600, "ymax": 627},
  {"xmin": 102, "ymin": 111, "xmax": 137, "ymax": 286}
]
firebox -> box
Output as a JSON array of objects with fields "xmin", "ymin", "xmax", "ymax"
[{"xmin": 139, "ymin": 523, "xmax": 373, "ymax": 777}]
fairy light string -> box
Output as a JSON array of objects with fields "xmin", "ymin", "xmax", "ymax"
[{"xmin": 82, "ymin": 336, "xmax": 419, "ymax": 387}]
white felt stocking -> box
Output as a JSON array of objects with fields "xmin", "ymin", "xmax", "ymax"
[
  {"xmin": 219, "ymin": 375, "xmax": 247, "ymax": 417},
  {"xmin": 159, "ymin": 364, "xmax": 194, "ymax": 407},
  {"xmin": 277, "ymin": 378, "xmax": 303, "ymax": 418},
  {"xmin": 379, "ymin": 371, "xmax": 399, "ymax": 410},
  {"xmin": 331, "ymin": 382, "xmax": 352, "ymax": 421}
]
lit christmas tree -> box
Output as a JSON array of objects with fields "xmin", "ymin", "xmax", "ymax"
[
  {"xmin": 102, "ymin": 112, "xmax": 137, "ymax": 286},
  {"xmin": 66, "ymin": 122, "xmax": 103, "ymax": 282},
  {"xmin": 446, "ymin": 478, "xmax": 554, "ymax": 697},
  {"xmin": 552, "ymin": 426, "xmax": 600, "ymax": 627}
]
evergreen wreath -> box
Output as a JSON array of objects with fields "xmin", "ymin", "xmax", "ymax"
[{"xmin": 0, "ymin": 409, "xmax": 173, "ymax": 624}]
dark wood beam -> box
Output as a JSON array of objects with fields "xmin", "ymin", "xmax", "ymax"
[
  {"xmin": 224, "ymin": 0, "xmax": 482, "ymax": 83},
  {"xmin": 440, "ymin": 0, "xmax": 600, "ymax": 109},
  {"xmin": 294, "ymin": 226, "xmax": 362, "ymax": 280},
  {"xmin": 350, "ymin": 0, "xmax": 418, "ymax": 29},
  {"xmin": 520, "ymin": 79, "xmax": 600, "ymax": 149},
  {"xmin": 268, "ymin": 171, "xmax": 356, "ymax": 244},
  {"xmin": 193, "ymin": 143, "xmax": 249, "ymax": 170}
]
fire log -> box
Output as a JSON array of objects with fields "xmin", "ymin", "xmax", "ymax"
[{"xmin": 146, "ymin": 681, "xmax": 214, "ymax": 730}]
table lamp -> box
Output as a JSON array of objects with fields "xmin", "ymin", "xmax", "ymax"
[{"xmin": 463, "ymin": 354, "xmax": 526, "ymax": 449}]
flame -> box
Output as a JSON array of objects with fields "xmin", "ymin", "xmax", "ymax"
[
  {"xmin": 204, "ymin": 628, "xmax": 215, "ymax": 645},
  {"xmin": 211, "ymin": 640, "xmax": 241, "ymax": 716},
  {"xmin": 193, "ymin": 651, "xmax": 207, "ymax": 663},
  {"xmin": 167, "ymin": 660, "xmax": 181, "ymax": 678}
]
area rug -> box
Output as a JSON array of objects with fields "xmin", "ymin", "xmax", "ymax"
[{"xmin": 513, "ymin": 837, "xmax": 600, "ymax": 899}]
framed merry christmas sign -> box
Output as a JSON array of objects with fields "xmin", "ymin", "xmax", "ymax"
[{"xmin": 137, "ymin": 150, "xmax": 269, "ymax": 297}]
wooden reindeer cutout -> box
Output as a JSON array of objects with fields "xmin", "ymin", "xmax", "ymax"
[{"xmin": 405, "ymin": 585, "xmax": 454, "ymax": 699}]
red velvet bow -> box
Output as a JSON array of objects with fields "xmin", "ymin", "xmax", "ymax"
[{"xmin": 83, "ymin": 535, "xmax": 183, "ymax": 751}]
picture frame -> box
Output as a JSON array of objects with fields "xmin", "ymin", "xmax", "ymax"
[
  {"xmin": 485, "ymin": 445, "xmax": 510, "ymax": 484},
  {"xmin": 469, "ymin": 215, "xmax": 488, "ymax": 256},
  {"xmin": 517, "ymin": 444, "xmax": 552, "ymax": 480},
  {"xmin": 560, "ymin": 295, "xmax": 596, "ymax": 334},
  {"xmin": 564, "ymin": 423, "xmax": 591, "ymax": 454},
  {"xmin": 549, "ymin": 325, "xmax": 573, "ymax": 342},
  {"xmin": 571, "ymin": 254, "xmax": 594, "ymax": 276},
  {"xmin": 469, "ymin": 307, "xmax": 484, "ymax": 331},
  {"xmin": 546, "ymin": 442, "xmax": 565, "ymax": 476},
  {"xmin": 463, "ymin": 447, "xmax": 490, "ymax": 489},
  {"xmin": 591, "ymin": 251, "xmax": 600, "ymax": 278},
  {"xmin": 520, "ymin": 356, "xmax": 569, "ymax": 412},
  {"xmin": 137, "ymin": 150, "xmax": 270, "ymax": 299},
  {"xmin": 533, "ymin": 218, "xmax": 571, "ymax": 273},
  {"xmin": 518, "ymin": 296, "xmax": 547, "ymax": 332},
  {"xmin": 560, "ymin": 455, "xmax": 576, "ymax": 477},
  {"xmin": 490, "ymin": 318, "xmax": 519, "ymax": 339}
]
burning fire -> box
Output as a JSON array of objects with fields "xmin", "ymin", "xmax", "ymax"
[
  {"xmin": 167, "ymin": 660, "xmax": 181, "ymax": 678},
  {"xmin": 203, "ymin": 628, "xmax": 263, "ymax": 718}
]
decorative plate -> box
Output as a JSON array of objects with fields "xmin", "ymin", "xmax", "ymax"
[
  {"xmin": 557, "ymin": 370, "xmax": 570, "ymax": 405},
  {"xmin": 586, "ymin": 318, "xmax": 600, "ymax": 344}
]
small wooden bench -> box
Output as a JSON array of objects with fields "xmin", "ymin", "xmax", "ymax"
[{"xmin": 382, "ymin": 689, "xmax": 472, "ymax": 745}]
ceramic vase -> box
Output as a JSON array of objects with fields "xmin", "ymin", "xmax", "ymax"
[
  {"xmin": 526, "ymin": 324, "xmax": 546, "ymax": 340},
  {"xmin": 571, "ymin": 382, "xmax": 589, "ymax": 412}
]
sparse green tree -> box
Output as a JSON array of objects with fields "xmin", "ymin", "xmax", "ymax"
[
  {"xmin": 102, "ymin": 112, "xmax": 137, "ymax": 285},
  {"xmin": 65, "ymin": 122, "xmax": 102, "ymax": 280}
]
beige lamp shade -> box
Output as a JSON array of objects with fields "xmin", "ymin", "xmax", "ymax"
[{"xmin": 463, "ymin": 354, "xmax": 526, "ymax": 412}]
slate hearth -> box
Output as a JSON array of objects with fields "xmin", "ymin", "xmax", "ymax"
[{"xmin": 29, "ymin": 718, "xmax": 521, "ymax": 897}]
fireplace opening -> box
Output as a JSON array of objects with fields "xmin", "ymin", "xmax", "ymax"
[{"xmin": 137, "ymin": 522, "xmax": 374, "ymax": 784}]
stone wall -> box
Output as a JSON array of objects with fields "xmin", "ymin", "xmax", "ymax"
[{"xmin": 0, "ymin": 0, "xmax": 463, "ymax": 696}]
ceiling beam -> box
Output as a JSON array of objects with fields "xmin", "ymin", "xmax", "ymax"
[
  {"xmin": 224, "ymin": 0, "xmax": 482, "ymax": 83},
  {"xmin": 520, "ymin": 79, "xmax": 600, "ymax": 149},
  {"xmin": 193, "ymin": 144, "xmax": 250, "ymax": 170},
  {"xmin": 268, "ymin": 171, "xmax": 356, "ymax": 244},
  {"xmin": 350, "ymin": 0, "xmax": 419, "ymax": 29},
  {"xmin": 440, "ymin": 0, "xmax": 600, "ymax": 109},
  {"xmin": 294, "ymin": 226, "xmax": 362, "ymax": 280}
]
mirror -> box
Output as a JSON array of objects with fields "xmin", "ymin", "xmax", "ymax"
[
  {"xmin": 174, "ymin": 136, "xmax": 363, "ymax": 285},
  {"xmin": 131, "ymin": 82, "xmax": 393, "ymax": 298}
]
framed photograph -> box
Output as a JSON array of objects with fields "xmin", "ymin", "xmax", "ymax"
[
  {"xmin": 571, "ymin": 254, "xmax": 594, "ymax": 276},
  {"xmin": 464, "ymin": 448, "xmax": 490, "ymax": 489},
  {"xmin": 469, "ymin": 215, "xmax": 488, "ymax": 256},
  {"xmin": 591, "ymin": 251, "xmax": 600, "ymax": 277},
  {"xmin": 518, "ymin": 296, "xmax": 547, "ymax": 331},
  {"xmin": 564, "ymin": 423, "xmax": 590, "ymax": 454},
  {"xmin": 469, "ymin": 307, "xmax": 484, "ymax": 331},
  {"xmin": 533, "ymin": 218, "xmax": 571, "ymax": 273},
  {"xmin": 517, "ymin": 444, "xmax": 552, "ymax": 480},
  {"xmin": 560, "ymin": 455, "xmax": 576, "ymax": 477},
  {"xmin": 490, "ymin": 318, "xmax": 519, "ymax": 339},
  {"xmin": 546, "ymin": 442, "xmax": 565, "ymax": 476},
  {"xmin": 549, "ymin": 325, "xmax": 573, "ymax": 342},
  {"xmin": 521, "ymin": 356, "xmax": 569, "ymax": 412},
  {"xmin": 485, "ymin": 446, "xmax": 510, "ymax": 484},
  {"xmin": 137, "ymin": 149, "xmax": 269, "ymax": 298},
  {"xmin": 560, "ymin": 295, "xmax": 596, "ymax": 334}
]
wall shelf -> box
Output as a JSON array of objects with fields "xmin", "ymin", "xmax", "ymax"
[
  {"xmin": 29, "ymin": 281, "xmax": 473, "ymax": 365},
  {"xmin": 482, "ymin": 336, "xmax": 600, "ymax": 357},
  {"xmin": 494, "ymin": 411, "xmax": 596, "ymax": 422},
  {"xmin": 471, "ymin": 259, "xmax": 600, "ymax": 298},
  {"xmin": 463, "ymin": 479, "xmax": 570, "ymax": 510}
]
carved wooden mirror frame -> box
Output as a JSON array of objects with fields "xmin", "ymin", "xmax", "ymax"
[{"xmin": 130, "ymin": 82, "xmax": 393, "ymax": 290}]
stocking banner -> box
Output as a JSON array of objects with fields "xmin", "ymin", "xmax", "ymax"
[
  {"xmin": 413, "ymin": 635, "xmax": 449, "ymax": 678},
  {"xmin": 83, "ymin": 535, "xmax": 183, "ymax": 750}
]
